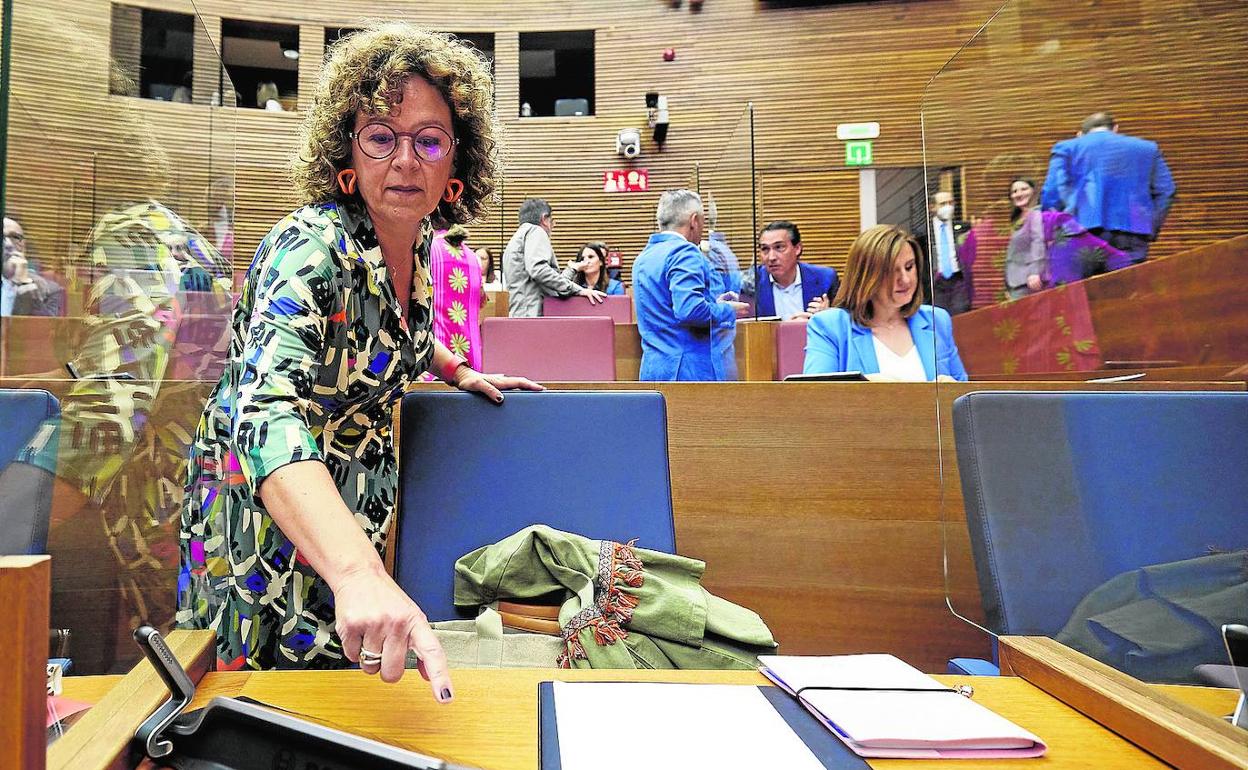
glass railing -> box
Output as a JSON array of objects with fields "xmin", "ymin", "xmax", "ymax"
[
  {"xmin": 927, "ymin": 0, "xmax": 1248, "ymax": 686},
  {"xmin": 1, "ymin": 0, "xmax": 236, "ymax": 675}
]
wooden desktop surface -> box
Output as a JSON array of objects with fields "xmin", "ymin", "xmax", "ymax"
[{"xmin": 59, "ymin": 669, "xmax": 1242, "ymax": 769}]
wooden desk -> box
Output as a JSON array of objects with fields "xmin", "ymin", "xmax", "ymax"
[
  {"xmin": 482, "ymin": 291, "xmax": 509, "ymax": 319},
  {"xmin": 734, "ymin": 319, "xmax": 779, "ymax": 381},
  {"xmin": 611, "ymin": 319, "xmax": 779, "ymax": 382},
  {"xmin": 58, "ymin": 668, "xmax": 1228, "ymax": 769}
]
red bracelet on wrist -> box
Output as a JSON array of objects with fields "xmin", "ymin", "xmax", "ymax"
[{"xmin": 440, "ymin": 355, "xmax": 468, "ymax": 385}]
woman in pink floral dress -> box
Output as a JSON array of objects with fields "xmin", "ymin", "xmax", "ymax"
[{"xmin": 428, "ymin": 224, "xmax": 483, "ymax": 369}]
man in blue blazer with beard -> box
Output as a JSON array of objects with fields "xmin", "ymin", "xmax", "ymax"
[
  {"xmin": 633, "ymin": 189, "xmax": 748, "ymax": 381},
  {"xmin": 752, "ymin": 221, "xmax": 838, "ymax": 320}
]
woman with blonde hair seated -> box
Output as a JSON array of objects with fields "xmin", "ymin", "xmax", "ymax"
[
  {"xmin": 177, "ymin": 23, "xmax": 541, "ymax": 700},
  {"xmin": 803, "ymin": 224, "xmax": 967, "ymax": 381}
]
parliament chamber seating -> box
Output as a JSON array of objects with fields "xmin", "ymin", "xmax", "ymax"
[
  {"xmin": 394, "ymin": 389, "xmax": 675, "ymax": 621},
  {"xmin": 949, "ymin": 390, "xmax": 1248, "ymax": 676},
  {"xmin": 542, "ymin": 293, "xmax": 634, "ymax": 324},
  {"xmin": 481, "ymin": 316, "xmax": 616, "ymax": 381}
]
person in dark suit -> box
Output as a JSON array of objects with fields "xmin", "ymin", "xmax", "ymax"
[
  {"xmin": 633, "ymin": 189, "xmax": 748, "ymax": 380},
  {"xmin": 1041, "ymin": 111, "xmax": 1176, "ymax": 271},
  {"xmin": 923, "ymin": 191, "xmax": 974, "ymax": 315},
  {"xmin": 753, "ymin": 221, "xmax": 838, "ymax": 320},
  {"xmin": 2, "ymin": 215, "xmax": 63, "ymax": 317},
  {"xmin": 803, "ymin": 224, "xmax": 967, "ymax": 381}
]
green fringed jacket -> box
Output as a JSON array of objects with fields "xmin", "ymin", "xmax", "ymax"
[{"xmin": 454, "ymin": 525, "xmax": 778, "ymax": 669}]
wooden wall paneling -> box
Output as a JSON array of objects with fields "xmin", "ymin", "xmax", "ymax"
[
  {"xmin": 191, "ymin": 13, "xmax": 221, "ymax": 107},
  {"xmin": 108, "ymin": 3, "xmax": 141, "ymax": 95},
  {"xmin": 10, "ymin": 0, "xmax": 1021, "ymax": 283},
  {"xmin": 296, "ymin": 23, "xmax": 323, "ymax": 113},
  {"xmin": 759, "ymin": 169, "xmax": 862, "ymax": 274},
  {"xmin": 9, "ymin": 0, "xmax": 1246, "ymax": 296},
  {"xmin": 922, "ymin": 1, "xmax": 1248, "ymax": 307}
]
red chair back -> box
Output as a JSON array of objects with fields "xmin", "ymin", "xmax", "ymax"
[
  {"xmin": 542, "ymin": 294, "xmax": 633, "ymax": 324},
  {"xmin": 775, "ymin": 319, "xmax": 809, "ymax": 380},
  {"xmin": 482, "ymin": 316, "xmax": 616, "ymax": 381}
]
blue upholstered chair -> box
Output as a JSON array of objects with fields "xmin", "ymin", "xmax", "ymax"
[
  {"xmin": 949, "ymin": 391, "xmax": 1248, "ymax": 676},
  {"xmin": 394, "ymin": 389, "xmax": 676, "ymax": 621},
  {"xmin": 0, "ymin": 388, "xmax": 61, "ymax": 555}
]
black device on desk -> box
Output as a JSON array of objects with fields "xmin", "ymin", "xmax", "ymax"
[
  {"xmin": 132, "ymin": 626, "xmax": 476, "ymax": 770},
  {"xmin": 783, "ymin": 371, "xmax": 868, "ymax": 382}
]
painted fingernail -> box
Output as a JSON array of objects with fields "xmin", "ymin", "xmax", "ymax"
[
  {"xmin": 495, "ymin": 395, "xmax": 504, "ymax": 403},
  {"xmin": 441, "ymin": 688, "xmax": 453, "ymax": 702}
]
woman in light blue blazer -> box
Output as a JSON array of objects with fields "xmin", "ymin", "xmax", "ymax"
[{"xmin": 803, "ymin": 224, "xmax": 968, "ymax": 381}]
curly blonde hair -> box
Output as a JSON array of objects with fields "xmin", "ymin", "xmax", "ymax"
[{"xmin": 291, "ymin": 22, "xmax": 498, "ymax": 223}]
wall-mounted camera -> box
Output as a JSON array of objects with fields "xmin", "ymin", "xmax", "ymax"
[{"xmin": 616, "ymin": 128, "xmax": 642, "ymax": 159}]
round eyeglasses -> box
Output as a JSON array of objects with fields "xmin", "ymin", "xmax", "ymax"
[{"xmin": 349, "ymin": 123, "xmax": 457, "ymax": 162}]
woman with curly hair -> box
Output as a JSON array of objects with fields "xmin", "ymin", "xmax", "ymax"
[{"xmin": 176, "ymin": 23, "xmax": 539, "ymax": 698}]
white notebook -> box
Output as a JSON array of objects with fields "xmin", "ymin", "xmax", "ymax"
[{"xmin": 759, "ymin": 654, "xmax": 1047, "ymax": 759}]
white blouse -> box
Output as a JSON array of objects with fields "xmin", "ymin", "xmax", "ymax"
[{"xmin": 872, "ymin": 335, "xmax": 927, "ymax": 382}]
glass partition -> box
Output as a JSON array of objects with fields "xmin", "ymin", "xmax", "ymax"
[
  {"xmin": 926, "ymin": 0, "xmax": 1248, "ymax": 685},
  {"xmin": 1, "ymin": 0, "xmax": 236, "ymax": 675},
  {"xmin": 699, "ymin": 103, "xmax": 754, "ymax": 379}
]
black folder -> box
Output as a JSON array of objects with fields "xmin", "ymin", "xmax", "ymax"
[{"xmin": 537, "ymin": 682, "xmax": 869, "ymax": 769}]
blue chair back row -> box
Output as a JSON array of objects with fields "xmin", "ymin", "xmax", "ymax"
[
  {"xmin": 394, "ymin": 390, "xmax": 675, "ymax": 621},
  {"xmin": 955, "ymin": 391, "xmax": 1248, "ymax": 637}
]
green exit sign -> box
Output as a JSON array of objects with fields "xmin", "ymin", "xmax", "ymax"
[{"xmin": 845, "ymin": 140, "xmax": 874, "ymax": 166}]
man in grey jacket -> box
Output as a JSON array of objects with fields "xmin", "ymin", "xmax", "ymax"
[{"xmin": 503, "ymin": 198, "xmax": 604, "ymax": 317}]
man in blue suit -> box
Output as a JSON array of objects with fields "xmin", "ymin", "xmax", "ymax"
[
  {"xmin": 753, "ymin": 221, "xmax": 839, "ymax": 320},
  {"xmin": 1042, "ymin": 112, "xmax": 1176, "ymax": 271},
  {"xmin": 633, "ymin": 189, "xmax": 748, "ymax": 381}
]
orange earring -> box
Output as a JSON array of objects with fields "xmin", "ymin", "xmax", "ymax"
[
  {"xmin": 337, "ymin": 169, "xmax": 357, "ymax": 195},
  {"xmin": 442, "ymin": 178, "xmax": 464, "ymax": 204}
]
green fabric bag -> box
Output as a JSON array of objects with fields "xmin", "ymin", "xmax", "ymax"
[
  {"xmin": 411, "ymin": 606, "xmax": 564, "ymax": 669},
  {"xmin": 453, "ymin": 524, "xmax": 778, "ymax": 670}
]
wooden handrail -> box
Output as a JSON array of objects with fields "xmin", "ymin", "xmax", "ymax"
[{"xmin": 999, "ymin": 636, "xmax": 1248, "ymax": 770}]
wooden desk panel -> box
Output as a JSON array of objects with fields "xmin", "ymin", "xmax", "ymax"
[
  {"xmin": 525, "ymin": 380, "xmax": 1243, "ymax": 671},
  {"xmin": 613, "ymin": 323, "xmax": 642, "ymax": 381},
  {"xmin": 734, "ymin": 319, "xmax": 779, "ymax": 381},
  {"xmin": 2, "ymin": 556, "xmax": 50, "ymax": 770},
  {"xmin": 481, "ymin": 290, "xmax": 509, "ymax": 319},
  {"xmin": 1085, "ymin": 235, "xmax": 1248, "ymax": 367},
  {"xmin": 62, "ymin": 668, "xmax": 1183, "ymax": 770},
  {"xmin": 611, "ymin": 319, "xmax": 779, "ymax": 382}
]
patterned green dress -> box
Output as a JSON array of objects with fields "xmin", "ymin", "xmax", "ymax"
[{"xmin": 176, "ymin": 202, "xmax": 433, "ymax": 670}]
